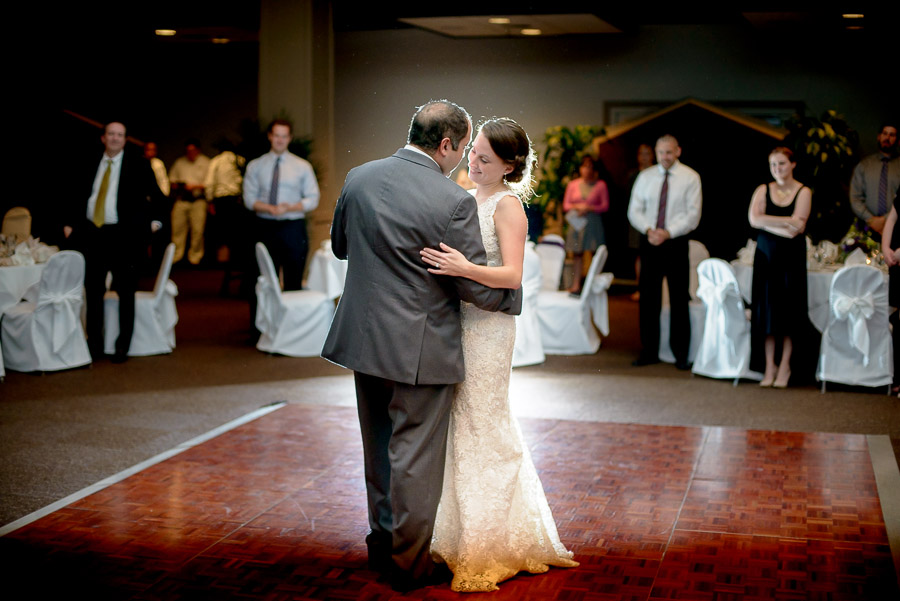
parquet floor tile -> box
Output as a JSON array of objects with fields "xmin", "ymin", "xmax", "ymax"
[{"xmin": 2, "ymin": 404, "xmax": 897, "ymax": 600}]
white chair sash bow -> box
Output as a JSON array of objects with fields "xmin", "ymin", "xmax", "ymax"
[
  {"xmin": 42, "ymin": 286, "xmax": 83, "ymax": 353},
  {"xmin": 588, "ymin": 272, "xmax": 613, "ymax": 336},
  {"xmin": 696, "ymin": 279, "xmax": 745, "ymax": 359},
  {"xmin": 832, "ymin": 290, "xmax": 875, "ymax": 365},
  {"xmin": 255, "ymin": 276, "xmax": 281, "ymax": 335}
]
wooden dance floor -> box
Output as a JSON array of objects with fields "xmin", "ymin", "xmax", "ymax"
[{"xmin": 2, "ymin": 403, "xmax": 898, "ymax": 600}]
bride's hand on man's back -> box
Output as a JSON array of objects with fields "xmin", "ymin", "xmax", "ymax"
[{"xmin": 420, "ymin": 243, "xmax": 470, "ymax": 277}]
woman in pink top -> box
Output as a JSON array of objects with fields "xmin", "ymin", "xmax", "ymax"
[{"xmin": 563, "ymin": 155, "xmax": 609, "ymax": 293}]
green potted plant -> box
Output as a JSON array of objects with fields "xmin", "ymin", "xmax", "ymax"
[
  {"xmin": 783, "ymin": 109, "xmax": 859, "ymax": 243},
  {"xmin": 532, "ymin": 125, "xmax": 604, "ymax": 239}
]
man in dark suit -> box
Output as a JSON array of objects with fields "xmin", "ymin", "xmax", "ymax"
[
  {"xmin": 63, "ymin": 121, "xmax": 163, "ymax": 362},
  {"xmin": 322, "ymin": 100, "xmax": 521, "ymax": 591}
]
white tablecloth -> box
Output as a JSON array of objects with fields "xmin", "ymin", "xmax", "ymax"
[
  {"xmin": 0, "ymin": 264, "xmax": 45, "ymax": 314},
  {"xmin": 731, "ymin": 260, "xmax": 887, "ymax": 332},
  {"xmin": 306, "ymin": 248, "xmax": 347, "ymax": 299}
]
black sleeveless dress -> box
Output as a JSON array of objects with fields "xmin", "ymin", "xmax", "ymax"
[{"xmin": 749, "ymin": 184, "xmax": 809, "ymax": 372}]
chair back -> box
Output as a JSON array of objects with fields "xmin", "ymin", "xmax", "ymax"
[
  {"xmin": 579, "ymin": 245, "xmax": 608, "ymax": 306},
  {"xmin": 696, "ymin": 258, "xmax": 740, "ymax": 302},
  {"xmin": 36, "ymin": 251, "xmax": 86, "ymax": 354},
  {"xmin": 152, "ymin": 243, "xmax": 176, "ymax": 300},
  {"xmin": 2, "ymin": 207, "xmax": 31, "ymax": 237},
  {"xmin": 255, "ymin": 242, "xmax": 282, "ymax": 300},
  {"xmin": 534, "ymin": 241, "xmax": 565, "ymax": 291},
  {"xmin": 688, "ymin": 240, "xmax": 710, "ymax": 301},
  {"xmin": 37, "ymin": 251, "xmax": 85, "ymax": 304},
  {"xmin": 827, "ymin": 264, "xmax": 888, "ymax": 366},
  {"xmin": 693, "ymin": 258, "xmax": 754, "ymax": 380},
  {"xmin": 521, "ymin": 241, "xmax": 542, "ymax": 302}
]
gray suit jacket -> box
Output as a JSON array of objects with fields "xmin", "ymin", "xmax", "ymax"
[{"xmin": 322, "ymin": 148, "xmax": 522, "ymax": 385}]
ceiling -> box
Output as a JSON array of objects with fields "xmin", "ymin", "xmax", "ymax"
[{"xmin": 71, "ymin": 2, "xmax": 894, "ymax": 45}]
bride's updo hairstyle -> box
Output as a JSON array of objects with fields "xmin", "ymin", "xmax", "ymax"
[{"xmin": 479, "ymin": 118, "xmax": 537, "ymax": 201}]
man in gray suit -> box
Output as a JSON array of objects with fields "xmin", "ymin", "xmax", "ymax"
[{"xmin": 322, "ymin": 100, "xmax": 521, "ymax": 591}]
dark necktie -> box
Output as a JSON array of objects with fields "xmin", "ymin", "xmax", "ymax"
[
  {"xmin": 656, "ymin": 170, "xmax": 669, "ymax": 230},
  {"xmin": 268, "ymin": 157, "xmax": 281, "ymax": 205},
  {"xmin": 878, "ymin": 156, "xmax": 889, "ymax": 216},
  {"xmin": 93, "ymin": 159, "xmax": 112, "ymax": 227}
]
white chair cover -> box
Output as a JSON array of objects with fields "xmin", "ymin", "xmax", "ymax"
[
  {"xmin": 817, "ymin": 264, "xmax": 892, "ymax": 389},
  {"xmin": 0, "ymin": 338, "xmax": 5, "ymax": 379},
  {"xmin": 536, "ymin": 245, "xmax": 612, "ymax": 355},
  {"xmin": 659, "ymin": 240, "xmax": 709, "ymax": 364},
  {"xmin": 534, "ymin": 238, "xmax": 566, "ymax": 291},
  {"xmin": 305, "ymin": 239, "xmax": 348, "ymax": 300},
  {"xmin": 691, "ymin": 259, "xmax": 763, "ymax": 382},
  {"xmin": 512, "ymin": 242, "xmax": 545, "ymax": 367},
  {"xmin": 103, "ymin": 243, "xmax": 178, "ymax": 356},
  {"xmin": 255, "ymin": 242, "xmax": 335, "ymax": 357},
  {"xmin": 1, "ymin": 251, "xmax": 91, "ymax": 372}
]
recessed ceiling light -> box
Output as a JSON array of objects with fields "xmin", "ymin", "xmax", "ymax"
[
  {"xmin": 155, "ymin": 29, "xmax": 176, "ymax": 36},
  {"xmin": 520, "ymin": 28, "xmax": 542, "ymax": 36},
  {"xmin": 842, "ymin": 13, "xmax": 864, "ymax": 19},
  {"xmin": 489, "ymin": 18, "xmax": 511, "ymax": 25},
  {"xmin": 212, "ymin": 37, "xmax": 230, "ymax": 44}
]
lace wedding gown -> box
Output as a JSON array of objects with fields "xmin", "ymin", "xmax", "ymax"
[{"xmin": 431, "ymin": 190, "xmax": 578, "ymax": 592}]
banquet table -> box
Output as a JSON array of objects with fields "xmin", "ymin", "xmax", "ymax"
[
  {"xmin": 305, "ymin": 247, "xmax": 347, "ymax": 300},
  {"xmin": 731, "ymin": 260, "xmax": 888, "ymax": 332},
  {"xmin": 0, "ymin": 264, "xmax": 45, "ymax": 315}
]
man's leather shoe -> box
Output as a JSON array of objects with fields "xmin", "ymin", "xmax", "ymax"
[
  {"xmin": 111, "ymin": 352, "xmax": 128, "ymax": 364},
  {"xmin": 675, "ymin": 360, "xmax": 691, "ymax": 371},
  {"xmin": 632, "ymin": 356, "xmax": 660, "ymax": 367},
  {"xmin": 390, "ymin": 564, "xmax": 452, "ymax": 592}
]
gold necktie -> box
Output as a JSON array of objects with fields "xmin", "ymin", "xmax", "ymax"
[{"xmin": 93, "ymin": 159, "xmax": 112, "ymax": 227}]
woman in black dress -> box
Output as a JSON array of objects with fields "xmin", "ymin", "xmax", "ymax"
[
  {"xmin": 880, "ymin": 192, "xmax": 900, "ymax": 395},
  {"xmin": 748, "ymin": 147, "xmax": 812, "ymax": 387}
]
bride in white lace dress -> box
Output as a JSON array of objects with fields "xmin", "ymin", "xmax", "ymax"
[{"xmin": 420, "ymin": 118, "xmax": 578, "ymax": 592}]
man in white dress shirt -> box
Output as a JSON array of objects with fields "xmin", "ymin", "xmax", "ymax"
[
  {"xmin": 627, "ymin": 134, "xmax": 702, "ymax": 370},
  {"xmin": 243, "ymin": 119, "xmax": 320, "ymax": 291}
]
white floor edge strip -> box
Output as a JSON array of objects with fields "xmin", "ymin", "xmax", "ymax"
[
  {"xmin": 0, "ymin": 402, "xmax": 287, "ymax": 538},
  {"xmin": 867, "ymin": 434, "xmax": 900, "ymax": 588}
]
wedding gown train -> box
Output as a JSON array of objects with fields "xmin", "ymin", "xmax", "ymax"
[{"xmin": 431, "ymin": 190, "xmax": 578, "ymax": 592}]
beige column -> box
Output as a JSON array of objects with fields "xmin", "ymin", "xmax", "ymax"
[{"xmin": 259, "ymin": 0, "xmax": 335, "ymax": 251}]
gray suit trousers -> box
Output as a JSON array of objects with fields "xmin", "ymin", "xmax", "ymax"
[{"xmin": 354, "ymin": 371, "xmax": 453, "ymax": 580}]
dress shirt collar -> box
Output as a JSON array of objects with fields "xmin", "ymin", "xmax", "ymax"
[
  {"xmin": 102, "ymin": 150, "xmax": 124, "ymax": 166},
  {"xmin": 403, "ymin": 144, "xmax": 440, "ymax": 170},
  {"xmin": 656, "ymin": 160, "xmax": 680, "ymax": 175}
]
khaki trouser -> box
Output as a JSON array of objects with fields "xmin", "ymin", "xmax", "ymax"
[{"xmin": 171, "ymin": 199, "xmax": 207, "ymax": 265}]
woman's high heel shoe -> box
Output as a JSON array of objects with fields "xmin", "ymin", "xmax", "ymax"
[{"xmin": 773, "ymin": 368, "xmax": 791, "ymax": 389}]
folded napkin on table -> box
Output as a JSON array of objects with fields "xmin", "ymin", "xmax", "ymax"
[{"xmin": 843, "ymin": 248, "xmax": 868, "ymax": 266}]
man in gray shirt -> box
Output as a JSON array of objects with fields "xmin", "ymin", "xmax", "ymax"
[{"xmin": 850, "ymin": 122, "xmax": 899, "ymax": 235}]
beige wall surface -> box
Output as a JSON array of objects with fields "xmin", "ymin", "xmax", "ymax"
[{"xmin": 332, "ymin": 23, "xmax": 889, "ymax": 198}]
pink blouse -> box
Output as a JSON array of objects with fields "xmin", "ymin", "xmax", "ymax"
[{"xmin": 563, "ymin": 178, "xmax": 609, "ymax": 213}]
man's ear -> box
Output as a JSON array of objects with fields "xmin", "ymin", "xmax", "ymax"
[{"xmin": 438, "ymin": 137, "xmax": 452, "ymax": 157}]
